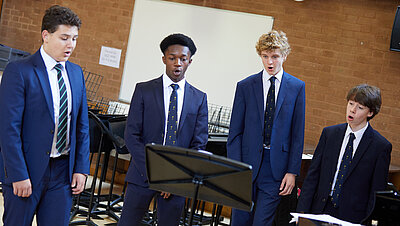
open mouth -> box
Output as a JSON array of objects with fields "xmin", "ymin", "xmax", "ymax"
[
  {"xmin": 64, "ymin": 51, "xmax": 71, "ymax": 57},
  {"xmin": 348, "ymin": 115, "xmax": 354, "ymax": 120},
  {"xmin": 173, "ymin": 69, "xmax": 181, "ymax": 76}
]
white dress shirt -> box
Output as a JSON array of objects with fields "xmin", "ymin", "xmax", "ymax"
[
  {"xmin": 162, "ymin": 74, "xmax": 186, "ymax": 145},
  {"xmin": 40, "ymin": 46, "xmax": 72, "ymax": 157},
  {"xmin": 262, "ymin": 68, "xmax": 283, "ymax": 110},
  {"xmin": 330, "ymin": 122, "xmax": 369, "ymax": 194}
]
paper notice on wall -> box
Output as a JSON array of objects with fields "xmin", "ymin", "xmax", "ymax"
[{"xmin": 99, "ymin": 46, "xmax": 122, "ymax": 68}]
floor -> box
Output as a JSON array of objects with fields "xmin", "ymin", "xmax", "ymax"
[{"xmin": 0, "ymin": 177, "xmax": 231, "ymax": 225}]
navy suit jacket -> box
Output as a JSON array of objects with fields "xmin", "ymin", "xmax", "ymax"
[
  {"xmin": 297, "ymin": 123, "xmax": 392, "ymax": 223},
  {"xmin": 124, "ymin": 76, "xmax": 208, "ymax": 187},
  {"xmin": 0, "ymin": 50, "xmax": 90, "ymax": 186},
  {"xmin": 227, "ymin": 70, "xmax": 305, "ymax": 182}
]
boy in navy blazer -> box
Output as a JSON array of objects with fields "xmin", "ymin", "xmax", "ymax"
[
  {"xmin": 227, "ymin": 30, "xmax": 305, "ymax": 225},
  {"xmin": 297, "ymin": 84, "xmax": 392, "ymax": 223},
  {"xmin": 118, "ymin": 34, "xmax": 208, "ymax": 226},
  {"xmin": 0, "ymin": 5, "xmax": 89, "ymax": 226}
]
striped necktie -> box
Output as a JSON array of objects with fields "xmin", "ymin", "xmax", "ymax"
[
  {"xmin": 263, "ymin": 76, "xmax": 276, "ymax": 148},
  {"xmin": 165, "ymin": 84, "xmax": 179, "ymax": 146},
  {"xmin": 55, "ymin": 63, "xmax": 68, "ymax": 153},
  {"xmin": 331, "ymin": 132, "xmax": 356, "ymax": 207}
]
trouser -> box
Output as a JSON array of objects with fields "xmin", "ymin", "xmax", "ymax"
[
  {"xmin": 231, "ymin": 149, "xmax": 281, "ymax": 226},
  {"xmin": 118, "ymin": 182, "xmax": 186, "ymax": 226},
  {"xmin": 2, "ymin": 156, "xmax": 72, "ymax": 226}
]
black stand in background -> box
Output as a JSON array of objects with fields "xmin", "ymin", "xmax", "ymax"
[
  {"xmin": 145, "ymin": 144, "xmax": 253, "ymax": 226},
  {"xmin": 70, "ymin": 112, "xmax": 127, "ymax": 226},
  {"xmin": 362, "ymin": 183, "xmax": 400, "ymax": 226}
]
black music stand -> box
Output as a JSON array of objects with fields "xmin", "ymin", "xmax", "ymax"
[
  {"xmin": 145, "ymin": 143, "xmax": 253, "ymax": 226},
  {"xmin": 362, "ymin": 183, "xmax": 400, "ymax": 225}
]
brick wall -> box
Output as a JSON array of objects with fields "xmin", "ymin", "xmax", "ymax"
[
  {"xmin": 0, "ymin": 0, "xmax": 134, "ymax": 100},
  {"xmin": 1, "ymin": 0, "xmax": 400, "ymax": 164}
]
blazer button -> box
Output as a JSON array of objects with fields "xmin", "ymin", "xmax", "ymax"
[
  {"xmin": 322, "ymin": 198, "xmax": 326, "ymax": 202},
  {"xmin": 46, "ymin": 151, "xmax": 50, "ymax": 155},
  {"xmin": 50, "ymin": 130, "xmax": 54, "ymax": 134}
]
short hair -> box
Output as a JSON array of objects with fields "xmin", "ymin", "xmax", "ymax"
[
  {"xmin": 41, "ymin": 5, "xmax": 81, "ymax": 33},
  {"xmin": 160, "ymin": 33, "xmax": 197, "ymax": 57},
  {"xmin": 346, "ymin": 84, "xmax": 382, "ymax": 121},
  {"xmin": 255, "ymin": 30, "xmax": 291, "ymax": 56}
]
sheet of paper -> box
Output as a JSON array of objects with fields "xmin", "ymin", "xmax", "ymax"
[
  {"xmin": 290, "ymin": 213, "xmax": 362, "ymax": 226},
  {"xmin": 99, "ymin": 46, "xmax": 122, "ymax": 68}
]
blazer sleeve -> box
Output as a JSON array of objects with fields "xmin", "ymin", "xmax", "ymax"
[
  {"xmin": 297, "ymin": 128, "xmax": 327, "ymax": 213},
  {"xmin": 0, "ymin": 62, "xmax": 30, "ymax": 182},
  {"xmin": 227, "ymin": 82, "xmax": 245, "ymax": 161},
  {"xmin": 367, "ymin": 140, "xmax": 392, "ymax": 214},
  {"xmin": 189, "ymin": 92, "xmax": 208, "ymax": 150},
  {"xmin": 73, "ymin": 67, "xmax": 90, "ymax": 175},
  {"xmin": 287, "ymin": 81, "xmax": 306, "ymax": 175}
]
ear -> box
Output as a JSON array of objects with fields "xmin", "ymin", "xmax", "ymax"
[
  {"xmin": 42, "ymin": 30, "xmax": 49, "ymax": 43},
  {"xmin": 188, "ymin": 58, "xmax": 192, "ymax": 65},
  {"xmin": 368, "ymin": 111, "xmax": 373, "ymax": 118},
  {"xmin": 162, "ymin": 55, "xmax": 166, "ymax": 65},
  {"xmin": 282, "ymin": 54, "xmax": 287, "ymax": 62}
]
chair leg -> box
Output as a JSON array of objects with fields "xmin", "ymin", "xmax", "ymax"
[{"xmin": 69, "ymin": 134, "xmax": 104, "ymax": 225}]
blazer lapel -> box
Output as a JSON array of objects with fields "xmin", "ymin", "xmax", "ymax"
[
  {"xmin": 274, "ymin": 71, "xmax": 288, "ymax": 121},
  {"xmin": 33, "ymin": 51, "xmax": 54, "ymax": 121},
  {"xmin": 328, "ymin": 124, "xmax": 347, "ymax": 180},
  {"xmin": 344, "ymin": 125, "xmax": 374, "ymax": 182},
  {"xmin": 179, "ymin": 81, "xmax": 192, "ymax": 132},
  {"xmin": 153, "ymin": 76, "xmax": 165, "ymax": 127},
  {"xmin": 65, "ymin": 62, "xmax": 78, "ymax": 118},
  {"xmin": 251, "ymin": 72, "xmax": 264, "ymax": 127}
]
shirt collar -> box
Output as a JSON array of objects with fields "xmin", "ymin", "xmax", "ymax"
[
  {"xmin": 162, "ymin": 74, "xmax": 186, "ymax": 90},
  {"xmin": 40, "ymin": 46, "xmax": 66, "ymax": 71},
  {"xmin": 345, "ymin": 122, "xmax": 369, "ymax": 141},
  {"xmin": 262, "ymin": 68, "xmax": 283, "ymax": 83}
]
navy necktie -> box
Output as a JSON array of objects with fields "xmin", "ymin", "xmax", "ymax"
[
  {"xmin": 55, "ymin": 63, "xmax": 68, "ymax": 153},
  {"xmin": 331, "ymin": 132, "xmax": 356, "ymax": 207},
  {"xmin": 263, "ymin": 76, "xmax": 276, "ymax": 147},
  {"xmin": 165, "ymin": 84, "xmax": 179, "ymax": 146}
]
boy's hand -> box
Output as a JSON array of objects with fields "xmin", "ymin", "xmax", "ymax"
[
  {"xmin": 279, "ymin": 173, "xmax": 295, "ymax": 196},
  {"xmin": 13, "ymin": 178, "xmax": 32, "ymax": 197}
]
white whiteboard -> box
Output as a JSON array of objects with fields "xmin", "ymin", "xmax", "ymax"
[{"xmin": 119, "ymin": 0, "xmax": 274, "ymax": 106}]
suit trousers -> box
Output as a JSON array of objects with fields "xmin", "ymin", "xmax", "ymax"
[
  {"xmin": 118, "ymin": 182, "xmax": 186, "ymax": 226},
  {"xmin": 2, "ymin": 156, "xmax": 72, "ymax": 226},
  {"xmin": 231, "ymin": 149, "xmax": 281, "ymax": 226}
]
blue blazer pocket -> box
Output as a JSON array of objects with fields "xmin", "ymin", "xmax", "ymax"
[{"xmin": 282, "ymin": 143, "xmax": 290, "ymax": 152}]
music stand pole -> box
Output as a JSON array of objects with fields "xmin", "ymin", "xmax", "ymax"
[{"xmin": 188, "ymin": 180, "xmax": 201, "ymax": 226}]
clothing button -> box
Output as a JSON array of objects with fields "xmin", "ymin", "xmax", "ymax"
[
  {"xmin": 46, "ymin": 151, "xmax": 50, "ymax": 155},
  {"xmin": 322, "ymin": 198, "xmax": 326, "ymax": 202},
  {"xmin": 50, "ymin": 130, "xmax": 54, "ymax": 134}
]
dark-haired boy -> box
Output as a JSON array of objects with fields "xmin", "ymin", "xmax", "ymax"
[
  {"xmin": 297, "ymin": 84, "xmax": 392, "ymax": 223},
  {"xmin": 118, "ymin": 33, "xmax": 208, "ymax": 226},
  {"xmin": 0, "ymin": 5, "xmax": 89, "ymax": 226}
]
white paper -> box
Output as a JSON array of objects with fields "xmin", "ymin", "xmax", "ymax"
[
  {"xmin": 290, "ymin": 213, "xmax": 362, "ymax": 226},
  {"xmin": 99, "ymin": 46, "xmax": 122, "ymax": 68},
  {"xmin": 302, "ymin": 153, "xmax": 314, "ymax": 159}
]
